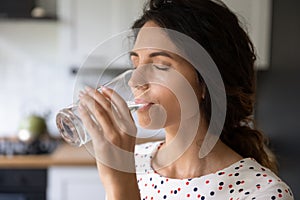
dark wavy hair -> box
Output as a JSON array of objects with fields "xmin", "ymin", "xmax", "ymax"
[{"xmin": 131, "ymin": 0, "xmax": 278, "ymax": 173}]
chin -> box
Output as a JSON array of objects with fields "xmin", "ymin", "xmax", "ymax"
[
  {"xmin": 137, "ymin": 113, "xmax": 166, "ymax": 130},
  {"xmin": 136, "ymin": 103, "xmax": 168, "ymax": 129}
]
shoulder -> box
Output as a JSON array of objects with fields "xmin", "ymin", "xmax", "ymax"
[{"xmin": 219, "ymin": 158, "xmax": 294, "ymax": 200}]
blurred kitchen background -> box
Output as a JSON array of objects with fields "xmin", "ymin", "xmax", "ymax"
[
  {"xmin": 255, "ymin": 0, "xmax": 300, "ymax": 198},
  {"xmin": 0, "ymin": 0, "xmax": 299, "ymax": 199}
]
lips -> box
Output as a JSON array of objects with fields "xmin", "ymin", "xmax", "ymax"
[{"xmin": 135, "ymin": 99, "xmax": 155, "ymax": 111}]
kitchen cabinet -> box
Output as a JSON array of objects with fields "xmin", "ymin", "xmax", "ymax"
[
  {"xmin": 0, "ymin": 169, "xmax": 47, "ymax": 200},
  {"xmin": 0, "ymin": 20, "xmax": 60, "ymax": 64},
  {"xmin": 222, "ymin": 0, "xmax": 272, "ymax": 69},
  {"xmin": 58, "ymin": 0, "xmax": 145, "ymax": 66},
  {"xmin": 0, "ymin": 144, "xmax": 104, "ymax": 200},
  {"xmin": 59, "ymin": 0, "xmax": 272, "ymax": 70},
  {"xmin": 47, "ymin": 166, "xmax": 106, "ymax": 200}
]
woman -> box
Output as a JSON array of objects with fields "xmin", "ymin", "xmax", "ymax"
[{"xmin": 78, "ymin": 0, "xmax": 294, "ymax": 199}]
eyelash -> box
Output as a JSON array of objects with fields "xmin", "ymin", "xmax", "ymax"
[{"xmin": 153, "ymin": 64, "xmax": 170, "ymax": 71}]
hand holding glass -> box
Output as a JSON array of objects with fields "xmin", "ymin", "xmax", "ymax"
[{"xmin": 56, "ymin": 69, "xmax": 144, "ymax": 147}]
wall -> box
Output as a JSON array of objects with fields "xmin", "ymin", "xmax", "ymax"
[
  {"xmin": 0, "ymin": 20, "xmax": 74, "ymax": 136},
  {"xmin": 255, "ymin": 0, "xmax": 300, "ymax": 198},
  {"xmin": 0, "ymin": 0, "xmax": 147, "ymax": 138}
]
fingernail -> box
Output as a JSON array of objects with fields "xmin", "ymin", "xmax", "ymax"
[
  {"xmin": 101, "ymin": 85, "xmax": 108, "ymax": 91},
  {"xmin": 79, "ymin": 90, "xmax": 86, "ymax": 98},
  {"xmin": 85, "ymin": 86, "xmax": 93, "ymax": 92}
]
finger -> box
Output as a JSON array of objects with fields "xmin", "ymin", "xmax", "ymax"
[
  {"xmin": 101, "ymin": 86, "xmax": 137, "ymax": 137},
  {"xmin": 78, "ymin": 90, "xmax": 86, "ymax": 98},
  {"xmin": 79, "ymin": 93, "xmax": 114, "ymax": 134},
  {"xmin": 77, "ymin": 103, "xmax": 104, "ymax": 141},
  {"xmin": 101, "ymin": 86, "xmax": 131, "ymax": 118},
  {"xmin": 84, "ymin": 87, "xmax": 136, "ymax": 137},
  {"xmin": 85, "ymin": 87, "xmax": 114, "ymax": 114},
  {"xmin": 84, "ymin": 86, "xmax": 122, "ymax": 127}
]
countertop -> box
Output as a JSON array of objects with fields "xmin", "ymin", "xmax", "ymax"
[
  {"xmin": 0, "ymin": 137, "xmax": 163, "ymax": 168},
  {"xmin": 0, "ymin": 144, "xmax": 96, "ymax": 168}
]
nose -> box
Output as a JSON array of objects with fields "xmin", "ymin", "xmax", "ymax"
[{"xmin": 128, "ymin": 68, "xmax": 149, "ymax": 91}]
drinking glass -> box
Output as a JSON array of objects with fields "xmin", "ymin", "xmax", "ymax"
[{"xmin": 56, "ymin": 69, "xmax": 145, "ymax": 147}]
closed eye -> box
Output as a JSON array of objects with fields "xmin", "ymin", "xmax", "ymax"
[{"xmin": 153, "ymin": 64, "xmax": 170, "ymax": 71}]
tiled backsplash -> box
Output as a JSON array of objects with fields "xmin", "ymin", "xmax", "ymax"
[
  {"xmin": 0, "ymin": 60, "xmax": 165, "ymax": 140},
  {"xmin": 0, "ymin": 20, "xmax": 73, "ymax": 137},
  {"xmin": 0, "ymin": 58, "xmax": 74, "ymax": 137}
]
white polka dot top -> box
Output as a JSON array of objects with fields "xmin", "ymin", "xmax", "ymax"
[{"xmin": 135, "ymin": 141, "xmax": 294, "ymax": 200}]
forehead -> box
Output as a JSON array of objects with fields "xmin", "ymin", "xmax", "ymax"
[{"xmin": 132, "ymin": 24, "xmax": 180, "ymax": 55}]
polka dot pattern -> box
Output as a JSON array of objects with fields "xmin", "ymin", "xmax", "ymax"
[{"xmin": 135, "ymin": 141, "xmax": 294, "ymax": 200}]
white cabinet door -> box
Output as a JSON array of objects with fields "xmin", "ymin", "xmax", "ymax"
[
  {"xmin": 58, "ymin": 0, "xmax": 144, "ymax": 65},
  {"xmin": 222, "ymin": 0, "xmax": 272, "ymax": 69},
  {"xmin": 0, "ymin": 20, "xmax": 59, "ymax": 63},
  {"xmin": 59, "ymin": 0, "xmax": 271, "ymax": 69},
  {"xmin": 47, "ymin": 166, "xmax": 106, "ymax": 200}
]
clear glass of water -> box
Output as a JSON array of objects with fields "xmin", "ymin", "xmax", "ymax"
[{"xmin": 56, "ymin": 69, "xmax": 145, "ymax": 147}]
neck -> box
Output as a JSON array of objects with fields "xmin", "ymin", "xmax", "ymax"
[
  {"xmin": 164, "ymin": 116, "xmax": 206, "ymax": 146},
  {"xmin": 152, "ymin": 117, "xmax": 242, "ymax": 179}
]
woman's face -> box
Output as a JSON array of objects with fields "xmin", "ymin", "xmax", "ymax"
[{"xmin": 129, "ymin": 21, "xmax": 203, "ymax": 129}]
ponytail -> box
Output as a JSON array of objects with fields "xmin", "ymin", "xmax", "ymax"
[{"xmin": 221, "ymin": 125, "xmax": 278, "ymax": 174}]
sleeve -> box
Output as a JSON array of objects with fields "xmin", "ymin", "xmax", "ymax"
[{"xmin": 245, "ymin": 182, "xmax": 294, "ymax": 200}]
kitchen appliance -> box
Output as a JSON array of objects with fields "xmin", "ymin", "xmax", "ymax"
[
  {"xmin": 0, "ymin": 138, "xmax": 59, "ymax": 156},
  {"xmin": 0, "ymin": 138, "xmax": 58, "ymax": 200},
  {"xmin": 0, "ymin": 168, "xmax": 47, "ymax": 200}
]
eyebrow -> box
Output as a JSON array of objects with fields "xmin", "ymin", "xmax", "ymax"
[{"xmin": 129, "ymin": 51, "xmax": 173, "ymax": 59}]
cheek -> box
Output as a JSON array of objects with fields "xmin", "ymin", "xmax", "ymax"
[
  {"xmin": 137, "ymin": 86, "xmax": 181, "ymax": 129},
  {"xmin": 157, "ymin": 90, "xmax": 181, "ymax": 119}
]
